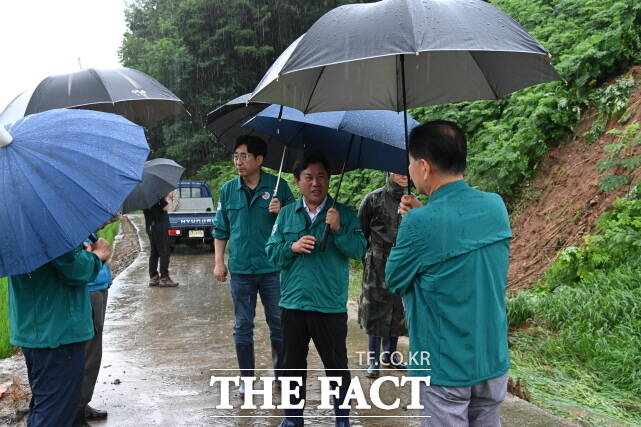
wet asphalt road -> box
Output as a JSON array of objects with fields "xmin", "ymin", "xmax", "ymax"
[
  {"xmin": 90, "ymin": 215, "xmax": 568, "ymax": 427},
  {"xmin": 91, "ymin": 215, "xmax": 421, "ymax": 426}
]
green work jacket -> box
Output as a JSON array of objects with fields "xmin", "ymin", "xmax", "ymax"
[
  {"xmin": 214, "ymin": 171, "xmax": 294, "ymax": 274},
  {"xmin": 266, "ymin": 196, "xmax": 366, "ymax": 313},
  {"xmin": 385, "ymin": 180, "xmax": 512, "ymax": 386},
  {"xmin": 9, "ymin": 247, "xmax": 101, "ymax": 348}
]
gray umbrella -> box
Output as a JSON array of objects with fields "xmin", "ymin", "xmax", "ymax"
[
  {"xmin": 121, "ymin": 158, "xmax": 185, "ymax": 213},
  {"xmin": 0, "ymin": 67, "xmax": 187, "ymax": 127},
  {"xmin": 249, "ymin": 0, "xmax": 561, "ymax": 113}
]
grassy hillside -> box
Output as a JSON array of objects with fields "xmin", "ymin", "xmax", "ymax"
[{"xmin": 508, "ymin": 182, "xmax": 641, "ymax": 424}]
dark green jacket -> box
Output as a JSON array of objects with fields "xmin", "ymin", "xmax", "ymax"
[
  {"xmin": 9, "ymin": 247, "xmax": 101, "ymax": 348},
  {"xmin": 214, "ymin": 171, "xmax": 294, "ymax": 274},
  {"xmin": 386, "ymin": 180, "xmax": 512, "ymax": 386},
  {"xmin": 266, "ymin": 196, "xmax": 366, "ymax": 313}
]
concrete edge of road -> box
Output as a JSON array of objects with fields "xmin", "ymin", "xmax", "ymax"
[{"xmin": 116, "ymin": 214, "xmax": 145, "ymax": 281}]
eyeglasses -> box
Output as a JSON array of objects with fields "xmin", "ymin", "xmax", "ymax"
[{"xmin": 232, "ymin": 152, "xmax": 253, "ymax": 162}]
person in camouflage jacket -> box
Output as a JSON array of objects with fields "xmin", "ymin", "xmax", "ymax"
[{"xmin": 358, "ymin": 173, "xmax": 409, "ymax": 377}]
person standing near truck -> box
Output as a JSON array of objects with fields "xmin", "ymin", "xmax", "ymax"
[
  {"xmin": 144, "ymin": 192, "xmax": 179, "ymax": 287},
  {"xmin": 213, "ymin": 135, "xmax": 295, "ymax": 395}
]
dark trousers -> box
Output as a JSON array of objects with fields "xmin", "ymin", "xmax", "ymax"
[
  {"xmin": 281, "ymin": 309, "xmax": 350, "ymax": 405},
  {"xmin": 80, "ymin": 289, "xmax": 108, "ymax": 410},
  {"xmin": 23, "ymin": 341, "xmax": 86, "ymax": 427},
  {"xmin": 148, "ymin": 229, "xmax": 170, "ymax": 278}
]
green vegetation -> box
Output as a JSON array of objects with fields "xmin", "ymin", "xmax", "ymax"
[
  {"xmin": 0, "ymin": 278, "xmax": 12, "ymax": 358},
  {"xmin": 597, "ymin": 123, "xmax": 641, "ymax": 192},
  {"xmin": 508, "ymin": 182, "xmax": 641, "ymax": 424},
  {"xmin": 97, "ymin": 220, "xmax": 121, "ymax": 246},
  {"xmin": 120, "ymin": 0, "xmax": 367, "ymax": 173},
  {"xmin": 412, "ymin": 0, "xmax": 641, "ymax": 201}
]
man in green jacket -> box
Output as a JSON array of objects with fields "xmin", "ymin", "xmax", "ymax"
[
  {"xmin": 386, "ymin": 121, "xmax": 512, "ymax": 426},
  {"xmin": 213, "ymin": 135, "xmax": 295, "ymax": 395},
  {"xmin": 266, "ymin": 153, "xmax": 367, "ymax": 427},
  {"xmin": 9, "ymin": 239, "xmax": 111, "ymax": 427}
]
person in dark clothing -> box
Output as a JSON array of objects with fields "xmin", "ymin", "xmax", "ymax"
[
  {"xmin": 358, "ymin": 173, "xmax": 409, "ymax": 378},
  {"xmin": 144, "ymin": 193, "xmax": 178, "ymax": 287}
]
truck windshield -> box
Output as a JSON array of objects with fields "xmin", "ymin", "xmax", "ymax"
[{"xmin": 179, "ymin": 187, "xmax": 203, "ymax": 198}]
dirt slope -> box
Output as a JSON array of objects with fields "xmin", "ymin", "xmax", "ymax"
[{"xmin": 508, "ymin": 66, "xmax": 641, "ymax": 293}]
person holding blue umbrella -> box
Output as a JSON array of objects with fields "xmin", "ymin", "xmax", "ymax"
[{"xmin": 1, "ymin": 108, "xmax": 149, "ymax": 427}]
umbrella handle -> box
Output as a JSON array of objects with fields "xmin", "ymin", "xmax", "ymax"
[
  {"xmin": 319, "ymin": 223, "xmax": 331, "ymax": 252},
  {"xmin": 319, "ymin": 135, "xmax": 354, "ymax": 252},
  {"xmin": 400, "ymin": 54, "xmax": 412, "ymax": 196},
  {"xmin": 318, "ymin": 199, "xmax": 338, "ymax": 252},
  {"xmin": 88, "ymin": 234, "xmax": 98, "ymax": 243}
]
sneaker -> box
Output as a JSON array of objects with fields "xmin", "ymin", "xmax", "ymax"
[
  {"xmin": 148, "ymin": 275, "xmax": 160, "ymax": 287},
  {"xmin": 158, "ymin": 276, "xmax": 179, "ymax": 287}
]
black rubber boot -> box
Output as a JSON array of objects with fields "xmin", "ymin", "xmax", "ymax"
[
  {"xmin": 366, "ymin": 336, "xmax": 381, "ymax": 378},
  {"xmin": 235, "ymin": 343, "xmax": 255, "ymax": 396},
  {"xmin": 382, "ymin": 336, "xmax": 406, "ymax": 369},
  {"xmin": 333, "ymin": 388, "xmax": 350, "ymax": 427},
  {"xmin": 278, "ymin": 383, "xmax": 305, "ymax": 426}
]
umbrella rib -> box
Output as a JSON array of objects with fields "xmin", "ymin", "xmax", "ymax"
[
  {"xmin": 88, "ymin": 69, "xmax": 117, "ymax": 109},
  {"xmin": 468, "ymin": 52, "xmax": 500, "ymax": 100},
  {"xmin": 217, "ymin": 111, "xmax": 262, "ymax": 140},
  {"xmin": 303, "ymin": 67, "xmax": 326, "ymax": 114},
  {"xmin": 13, "ymin": 152, "xmax": 74, "ymax": 252}
]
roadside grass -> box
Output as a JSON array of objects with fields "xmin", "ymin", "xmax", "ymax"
[
  {"xmin": 348, "ymin": 261, "xmax": 363, "ymax": 304},
  {"xmin": 97, "ymin": 220, "xmax": 121, "ymax": 245},
  {"xmin": 0, "ymin": 277, "xmax": 13, "ymax": 358},
  {"xmin": 0, "ymin": 220, "xmax": 122, "ymax": 359},
  {"xmin": 508, "ymin": 186, "xmax": 641, "ymax": 424}
]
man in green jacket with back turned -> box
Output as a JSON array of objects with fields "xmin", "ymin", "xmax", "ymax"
[
  {"xmin": 386, "ymin": 121, "xmax": 512, "ymax": 426},
  {"xmin": 9, "ymin": 239, "xmax": 111, "ymax": 427},
  {"xmin": 266, "ymin": 152, "xmax": 366, "ymax": 427}
]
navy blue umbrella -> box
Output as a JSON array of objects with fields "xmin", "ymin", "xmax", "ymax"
[
  {"xmin": 244, "ymin": 104, "xmax": 419, "ymax": 250},
  {"xmin": 244, "ymin": 104, "xmax": 419, "ymax": 175},
  {"xmin": 0, "ymin": 109, "xmax": 149, "ymax": 277}
]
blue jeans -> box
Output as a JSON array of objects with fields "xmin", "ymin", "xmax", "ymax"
[
  {"xmin": 23, "ymin": 341, "xmax": 86, "ymax": 427},
  {"xmin": 230, "ymin": 272, "xmax": 282, "ymax": 346}
]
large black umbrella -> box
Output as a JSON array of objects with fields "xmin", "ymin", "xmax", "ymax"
[
  {"xmin": 121, "ymin": 158, "xmax": 185, "ymax": 213},
  {"xmin": 248, "ymin": 0, "xmax": 561, "ymax": 185},
  {"xmin": 249, "ymin": 0, "xmax": 560, "ymax": 113},
  {"xmin": 0, "ymin": 67, "xmax": 187, "ymax": 127}
]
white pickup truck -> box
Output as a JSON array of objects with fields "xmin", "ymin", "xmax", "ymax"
[{"xmin": 167, "ymin": 181, "xmax": 216, "ymax": 250}]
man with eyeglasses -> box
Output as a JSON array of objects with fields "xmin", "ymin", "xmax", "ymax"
[{"xmin": 213, "ymin": 135, "xmax": 295, "ymax": 396}]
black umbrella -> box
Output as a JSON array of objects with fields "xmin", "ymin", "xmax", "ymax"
[
  {"xmin": 206, "ymin": 94, "xmax": 346, "ymax": 176},
  {"xmin": 0, "ymin": 67, "xmax": 187, "ymax": 127},
  {"xmin": 121, "ymin": 158, "xmax": 185, "ymax": 213},
  {"xmin": 249, "ymin": 0, "xmax": 561, "ymax": 187},
  {"xmin": 250, "ymin": 0, "xmax": 560, "ymax": 112}
]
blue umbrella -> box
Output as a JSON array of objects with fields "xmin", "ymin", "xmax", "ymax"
[
  {"xmin": 0, "ymin": 109, "xmax": 149, "ymax": 277},
  {"xmin": 244, "ymin": 104, "xmax": 419, "ymax": 175},
  {"xmin": 244, "ymin": 104, "xmax": 419, "ymax": 250}
]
